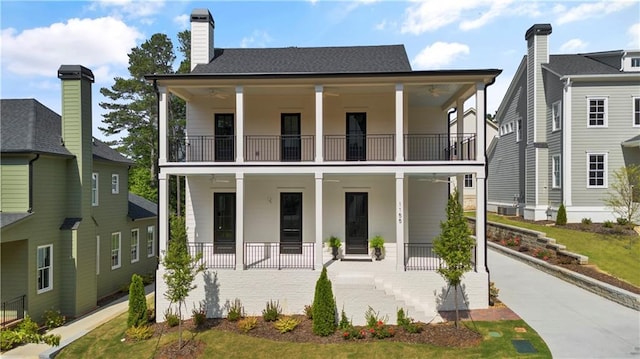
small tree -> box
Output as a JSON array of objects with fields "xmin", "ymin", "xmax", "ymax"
[
  {"xmin": 127, "ymin": 274, "xmax": 148, "ymax": 328},
  {"xmin": 312, "ymin": 266, "xmax": 336, "ymax": 336},
  {"xmin": 556, "ymin": 204, "xmax": 567, "ymax": 225},
  {"xmin": 162, "ymin": 215, "xmax": 204, "ymax": 348},
  {"xmin": 605, "ymin": 165, "xmax": 640, "ymax": 224},
  {"xmin": 433, "ymin": 189, "xmax": 475, "ymax": 328}
]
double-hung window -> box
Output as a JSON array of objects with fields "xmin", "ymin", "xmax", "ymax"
[
  {"xmin": 633, "ymin": 97, "xmax": 640, "ymax": 127},
  {"xmin": 587, "ymin": 153, "xmax": 607, "ymax": 188},
  {"xmin": 131, "ymin": 229, "xmax": 139, "ymax": 263},
  {"xmin": 111, "ymin": 232, "xmax": 121, "ymax": 269},
  {"xmin": 552, "ymin": 155, "xmax": 561, "ymax": 189},
  {"xmin": 111, "ymin": 174, "xmax": 119, "ymax": 194},
  {"xmin": 552, "ymin": 101, "xmax": 562, "ymax": 131},
  {"xmin": 37, "ymin": 245, "xmax": 53, "ymax": 293},
  {"xmin": 587, "ymin": 98, "xmax": 607, "ymax": 127},
  {"xmin": 92, "ymin": 172, "xmax": 99, "ymax": 206},
  {"xmin": 147, "ymin": 226, "xmax": 155, "ymax": 257}
]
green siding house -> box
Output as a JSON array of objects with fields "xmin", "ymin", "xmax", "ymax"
[{"xmin": 1, "ymin": 65, "xmax": 158, "ymax": 325}]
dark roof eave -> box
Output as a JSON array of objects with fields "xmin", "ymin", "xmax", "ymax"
[
  {"xmin": 93, "ymin": 154, "xmax": 134, "ymax": 164},
  {"xmin": 1, "ymin": 149, "xmax": 75, "ymax": 158}
]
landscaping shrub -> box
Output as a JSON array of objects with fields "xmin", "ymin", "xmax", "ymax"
[
  {"xmin": 338, "ymin": 309, "xmax": 350, "ymax": 330},
  {"xmin": 556, "ymin": 204, "xmax": 567, "ymax": 225},
  {"xmin": 312, "ymin": 266, "xmax": 337, "ymax": 336},
  {"xmin": 617, "ymin": 217, "xmax": 630, "ymax": 225},
  {"xmin": 227, "ymin": 298, "xmax": 244, "ymax": 322},
  {"xmin": 581, "ymin": 218, "xmax": 592, "ymax": 225},
  {"xmin": 43, "ymin": 308, "xmax": 66, "ymax": 329},
  {"xmin": 396, "ymin": 308, "xmax": 423, "ymax": 334},
  {"xmin": 368, "ymin": 320, "xmax": 395, "ymax": 339},
  {"xmin": 603, "ymin": 220, "xmax": 614, "ymax": 228},
  {"xmin": 0, "ymin": 315, "xmax": 61, "ymax": 351},
  {"xmin": 125, "ymin": 325, "xmax": 154, "ymax": 341},
  {"xmin": 164, "ymin": 308, "xmax": 180, "ymax": 327},
  {"xmin": 342, "ymin": 326, "xmax": 366, "ymax": 340},
  {"xmin": 489, "ymin": 281, "xmax": 500, "ymax": 305},
  {"xmin": 192, "ymin": 302, "xmax": 207, "ymax": 328},
  {"xmin": 127, "ymin": 274, "xmax": 148, "ymax": 328},
  {"xmin": 304, "ymin": 304, "xmax": 313, "ymax": 319},
  {"xmin": 274, "ymin": 316, "xmax": 300, "ymax": 333},
  {"xmin": 262, "ymin": 300, "xmax": 282, "ymax": 322},
  {"xmin": 364, "ymin": 306, "xmax": 387, "ymax": 328},
  {"xmin": 237, "ymin": 317, "xmax": 257, "ymax": 333}
]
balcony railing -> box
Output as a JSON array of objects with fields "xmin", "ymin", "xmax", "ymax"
[
  {"xmin": 244, "ymin": 242, "xmax": 315, "ymax": 270},
  {"xmin": 170, "ymin": 136, "xmax": 235, "ymax": 162},
  {"xmin": 1, "ymin": 295, "xmax": 25, "ymax": 328},
  {"xmin": 324, "ymin": 134, "xmax": 394, "ymax": 161},
  {"xmin": 404, "ymin": 243, "xmax": 443, "ymax": 271},
  {"xmin": 187, "ymin": 242, "xmax": 235, "ymax": 269},
  {"xmin": 404, "ymin": 134, "xmax": 476, "ymax": 161},
  {"xmin": 245, "ymin": 135, "xmax": 315, "ymax": 162}
]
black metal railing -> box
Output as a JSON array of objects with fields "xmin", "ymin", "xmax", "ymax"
[
  {"xmin": 187, "ymin": 242, "xmax": 235, "ymax": 269},
  {"xmin": 1, "ymin": 295, "xmax": 25, "ymax": 327},
  {"xmin": 404, "ymin": 134, "xmax": 476, "ymax": 161},
  {"xmin": 324, "ymin": 134, "xmax": 394, "ymax": 161},
  {"xmin": 169, "ymin": 136, "xmax": 235, "ymax": 162},
  {"xmin": 245, "ymin": 135, "xmax": 315, "ymax": 162},
  {"xmin": 404, "ymin": 244, "xmax": 443, "ymax": 271},
  {"xmin": 244, "ymin": 242, "xmax": 314, "ymax": 270}
]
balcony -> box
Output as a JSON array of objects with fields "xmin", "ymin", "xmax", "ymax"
[
  {"xmin": 245, "ymin": 135, "xmax": 315, "ymax": 162},
  {"xmin": 324, "ymin": 134, "xmax": 394, "ymax": 161},
  {"xmin": 404, "ymin": 134, "xmax": 476, "ymax": 161}
]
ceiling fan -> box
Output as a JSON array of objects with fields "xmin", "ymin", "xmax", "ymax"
[
  {"xmin": 418, "ymin": 175, "xmax": 452, "ymax": 183},
  {"xmin": 324, "ymin": 91, "xmax": 339, "ymax": 97},
  {"xmin": 208, "ymin": 89, "xmax": 229, "ymax": 99},
  {"xmin": 427, "ymin": 85, "xmax": 448, "ymax": 97}
]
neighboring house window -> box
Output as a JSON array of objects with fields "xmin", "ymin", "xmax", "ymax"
[
  {"xmin": 587, "ymin": 98, "xmax": 607, "ymax": 127},
  {"xmin": 92, "ymin": 172, "xmax": 99, "ymax": 206},
  {"xmin": 587, "ymin": 153, "xmax": 607, "ymax": 188},
  {"xmin": 96, "ymin": 235, "xmax": 100, "ymax": 275},
  {"xmin": 552, "ymin": 155, "xmax": 561, "ymax": 189},
  {"xmin": 633, "ymin": 97, "xmax": 640, "ymax": 127},
  {"xmin": 632, "ymin": 58, "xmax": 640, "ymax": 67},
  {"xmin": 37, "ymin": 245, "xmax": 53, "ymax": 293},
  {"xmin": 111, "ymin": 232, "xmax": 121, "ymax": 269},
  {"xmin": 131, "ymin": 229, "xmax": 139, "ymax": 263},
  {"xmin": 147, "ymin": 225, "xmax": 155, "ymax": 257},
  {"xmin": 464, "ymin": 174, "xmax": 474, "ymax": 188},
  {"xmin": 552, "ymin": 101, "xmax": 562, "ymax": 131},
  {"xmin": 111, "ymin": 174, "xmax": 119, "ymax": 194},
  {"xmin": 516, "ymin": 119, "xmax": 522, "ymax": 142}
]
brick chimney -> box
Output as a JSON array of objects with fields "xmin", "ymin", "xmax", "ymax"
[{"xmin": 190, "ymin": 8, "xmax": 215, "ymax": 70}]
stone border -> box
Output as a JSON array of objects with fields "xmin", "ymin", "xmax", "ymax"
[{"xmin": 489, "ymin": 242, "xmax": 640, "ymax": 311}]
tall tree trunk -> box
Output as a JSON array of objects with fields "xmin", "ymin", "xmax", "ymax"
[{"xmin": 454, "ymin": 284, "xmax": 459, "ymax": 328}]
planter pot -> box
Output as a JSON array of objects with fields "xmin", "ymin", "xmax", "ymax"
[
  {"xmin": 331, "ymin": 246, "xmax": 339, "ymax": 260},
  {"xmin": 374, "ymin": 247, "xmax": 382, "ymax": 260}
]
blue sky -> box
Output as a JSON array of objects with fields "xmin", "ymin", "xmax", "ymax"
[{"xmin": 2, "ymin": 0, "xmax": 639, "ymax": 142}]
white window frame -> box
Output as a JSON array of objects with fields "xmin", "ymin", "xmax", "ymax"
[
  {"xmin": 633, "ymin": 97, "xmax": 640, "ymax": 127},
  {"xmin": 147, "ymin": 225, "xmax": 155, "ymax": 257},
  {"xmin": 111, "ymin": 174, "xmax": 119, "ymax": 194},
  {"xmin": 111, "ymin": 232, "xmax": 121, "ymax": 269},
  {"xmin": 587, "ymin": 97, "xmax": 608, "ymax": 128},
  {"xmin": 632, "ymin": 58, "xmax": 640, "ymax": 68},
  {"xmin": 516, "ymin": 119, "xmax": 522, "ymax": 142},
  {"xmin": 552, "ymin": 101, "xmax": 562, "ymax": 131},
  {"xmin": 586, "ymin": 153, "xmax": 608, "ymax": 188},
  {"xmin": 96, "ymin": 235, "xmax": 100, "ymax": 275},
  {"xmin": 37, "ymin": 244, "xmax": 53, "ymax": 294},
  {"xmin": 92, "ymin": 172, "xmax": 99, "ymax": 206},
  {"xmin": 464, "ymin": 174, "xmax": 474, "ymax": 188},
  {"xmin": 131, "ymin": 229, "xmax": 139, "ymax": 263},
  {"xmin": 552, "ymin": 155, "xmax": 561, "ymax": 189}
]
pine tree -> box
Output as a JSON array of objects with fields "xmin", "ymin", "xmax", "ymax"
[
  {"xmin": 127, "ymin": 274, "xmax": 148, "ymax": 328},
  {"xmin": 312, "ymin": 267, "xmax": 336, "ymax": 336},
  {"xmin": 556, "ymin": 204, "xmax": 567, "ymax": 225}
]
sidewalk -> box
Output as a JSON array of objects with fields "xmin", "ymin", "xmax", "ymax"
[{"xmin": 2, "ymin": 284, "xmax": 154, "ymax": 359}]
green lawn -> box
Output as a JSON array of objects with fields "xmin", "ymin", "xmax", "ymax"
[
  {"xmin": 475, "ymin": 212, "xmax": 640, "ymax": 287},
  {"xmin": 56, "ymin": 312, "xmax": 551, "ymax": 359}
]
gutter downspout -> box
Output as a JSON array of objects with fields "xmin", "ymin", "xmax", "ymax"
[
  {"xmin": 28, "ymin": 154, "xmax": 40, "ymax": 212},
  {"xmin": 484, "ymin": 76, "xmax": 497, "ymax": 302},
  {"xmin": 153, "ymin": 79, "xmax": 160, "ymax": 317}
]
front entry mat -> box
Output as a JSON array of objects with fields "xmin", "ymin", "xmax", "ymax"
[{"xmin": 512, "ymin": 339, "xmax": 537, "ymax": 354}]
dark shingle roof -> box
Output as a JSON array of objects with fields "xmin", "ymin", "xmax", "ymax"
[
  {"xmin": 128, "ymin": 193, "xmax": 158, "ymax": 220},
  {"xmin": 59, "ymin": 217, "xmax": 82, "ymax": 230},
  {"xmin": 0, "ymin": 212, "xmax": 33, "ymax": 228},
  {"xmin": 192, "ymin": 45, "xmax": 412, "ymax": 74},
  {"xmin": 544, "ymin": 54, "xmax": 621, "ymax": 76},
  {"xmin": 1, "ymin": 99, "xmax": 131, "ymax": 164}
]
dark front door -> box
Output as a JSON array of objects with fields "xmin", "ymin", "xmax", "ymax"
[
  {"xmin": 281, "ymin": 113, "xmax": 301, "ymax": 161},
  {"xmin": 346, "ymin": 113, "xmax": 366, "ymax": 161},
  {"xmin": 280, "ymin": 192, "xmax": 302, "ymax": 254},
  {"xmin": 215, "ymin": 114, "xmax": 234, "ymax": 161},
  {"xmin": 214, "ymin": 193, "xmax": 235, "ymax": 253},
  {"xmin": 345, "ymin": 192, "xmax": 368, "ymax": 254}
]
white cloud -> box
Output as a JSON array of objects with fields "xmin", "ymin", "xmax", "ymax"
[
  {"xmin": 560, "ymin": 38, "xmax": 588, "ymax": 52},
  {"xmin": 375, "ymin": 19, "xmax": 387, "ymax": 30},
  {"xmin": 554, "ymin": 0, "xmax": 636, "ymax": 25},
  {"xmin": 628, "ymin": 23, "xmax": 640, "ymax": 48},
  {"xmin": 459, "ymin": 0, "xmax": 511, "ymax": 31},
  {"xmin": 1, "ymin": 17, "xmax": 143, "ymax": 77},
  {"xmin": 90, "ymin": 0, "xmax": 165, "ymax": 18},
  {"xmin": 173, "ymin": 14, "xmax": 189, "ymax": 29},
  {"xmin": 412, "ymin": 42, "xmax": 470, "ymax": 69},
  {"xmin": 240, "ymin": 30, "xmax": 273, "ymax": 48}
]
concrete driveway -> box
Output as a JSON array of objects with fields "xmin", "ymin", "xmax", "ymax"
[{"xmin": 488, "ymin": 249, "xmax": 640, "ymax": 359}]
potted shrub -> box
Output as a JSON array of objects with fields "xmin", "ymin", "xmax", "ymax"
[
  {"xmin": 327, "ymin": 236, "xmax": 341, "ymax": 260},
  {"xmin": 369, "ymin": 235, "xmax": 385, "ymax": 260}
]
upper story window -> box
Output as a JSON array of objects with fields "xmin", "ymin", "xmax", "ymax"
[
  {"xmin": 131, "ymin": 229, "xmax": 139, "ymax": 263},
  {"xmin": 111, "ymin": 174, "xmax": 119, "ymax": 194},
  {"xmin": 37, "ymin": 244, "xmax": 53, "ymax": 293},
  {"xmin": 111, "ymin": 232, "xmax": 121, "ymax": 269},
  {"xmin": 499, "ymin": 121, "xmax": 514, "ymax": 136},
  {"xmin": 552, "ymin": 101, "xmax": 562, "ymax": 131},
  {"xmin": 587, "ymin": 153, "xmax": 607, "ymax": 188},
  {"xmin": 587, "ymin": 98, "xmax": 607, "ymax": 127},
  {"xmin": 552, "ymin": 155, "xmax": 561, "ymax": 189},
  {"xmin": 92, "ymin": 172, "xmax": 99, "ymax": 206},
  {"xmin": 516, "ymin": 119, "xmax": 522, "ymax": 142},
  {"xmin": 634, "ymin": 97, "xmax": 640, "ymax": 127},
  {"xmin": 147, "ymin": 225, "xmax": 155, "ymax": 257},
  {"xmin": 632, "ymin": 58, "xmax": 640, "ymax": 68}
]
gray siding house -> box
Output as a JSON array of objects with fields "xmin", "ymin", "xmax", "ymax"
[
  {"xmin": 1, "ymin": 66, "xmax": 158, "ymax": 325},
  {"xmin": 488, "ymin": 24, "xmax": 640, "ymax": 222}
]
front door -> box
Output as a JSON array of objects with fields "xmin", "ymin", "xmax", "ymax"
[
  {"xmin": 214, "ymin": 193, "xmax": 235, "ymax": 253},
  {"xmin": 281, "ymin": 113, "xmax": 301, "ymax": 161},
  {"xmin": 280, "ymin": 192, "xmax": 302, "ymax": 254},
  {"xmin": 215, "ymin": 114, "xmax": 234, "ymax": 161},
  {"xmin": 345, "ymin": 192, "xmax": 368, "ymax": 254},
  {"xmin": 346, "ymin": 113, "xmax": 366, "ymax": 161}
]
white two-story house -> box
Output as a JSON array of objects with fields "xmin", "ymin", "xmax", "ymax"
[{"xmin": 149, "ymin": 9, "xmax": 500, "ymax": 324}]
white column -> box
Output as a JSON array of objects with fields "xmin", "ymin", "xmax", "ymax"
[
  {"xmin": 235, "ymin": 173, "xmax": 244, "ymax": 269},
  {"xmin": 236, "ymin": 86, "xmax": 244, "ymax": 163},
  {"xmin": 315, "ymin": 85, "xmax": 323, "ymax": 163},
  {"xmin": 562, "ymin": 79, "xmax": 572, "ymax": 206},
  {"xmin": 395, "ymin": 172, "xmax": 405, "ymax": 271},
  {"xmin": 395, "ymin": 84, "xmax": 404, "ymax": 162},
  {"xmin": 475, "ymin": 174, "xmax": 487, "ymax": 271},
  {"xmin": 158, "ymin": 171, "xmax": 169, "ymax": 254},
  {"xmin": 158, "ymin": 86, "xmax": 168, "ymax": 164},
  {"xmin": 456, "ymin": 99, "xmax": 464, "ymax": 202},
  {"xmin": 475, "ymin": 82, "xmax": 486, "ymax": 162},
  {"xmin": 315, "ymin": 172, "xmax": 323, "ymax": 269}
]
